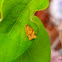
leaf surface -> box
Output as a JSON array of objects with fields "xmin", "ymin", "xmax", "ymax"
[
  {"xmin": 0, "ymin": 0, "xmax": 50, "ymax": 62},
  {"xmin": 0, "ymin": 1, "xmax": 1, "ymax": 12},
  {"xmin": 15, "ymin": 16, "xmax": 51, "ymax": 62}
]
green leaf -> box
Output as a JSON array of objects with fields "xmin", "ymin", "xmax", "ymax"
[
  {"xmin": 15, "ymin": 16, "xmax": 51, "ymax": 62},
  {"xmin": 0, "ymin": 0, "xmax": 2, "ymax": 18},
  {"xmin": 0, "ymin": 0, "xmax": 2, "ymax": 10},
  {"xmin": 0, "ymin": 0, "xmax": 50, "ymax": 62}
]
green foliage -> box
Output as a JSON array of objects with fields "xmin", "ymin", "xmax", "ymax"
[
  {"xmin": 0, "ymin": 0, "xmax": 50, "ymax": 62},
  {"xmin": 0, "ymin": 0, "xmax": 2, "ymax": 16}
]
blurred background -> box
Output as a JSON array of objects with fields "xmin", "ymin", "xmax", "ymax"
[{"xmin": 0, "ymin": 0, "xmax": 62, "ymax": 62}]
